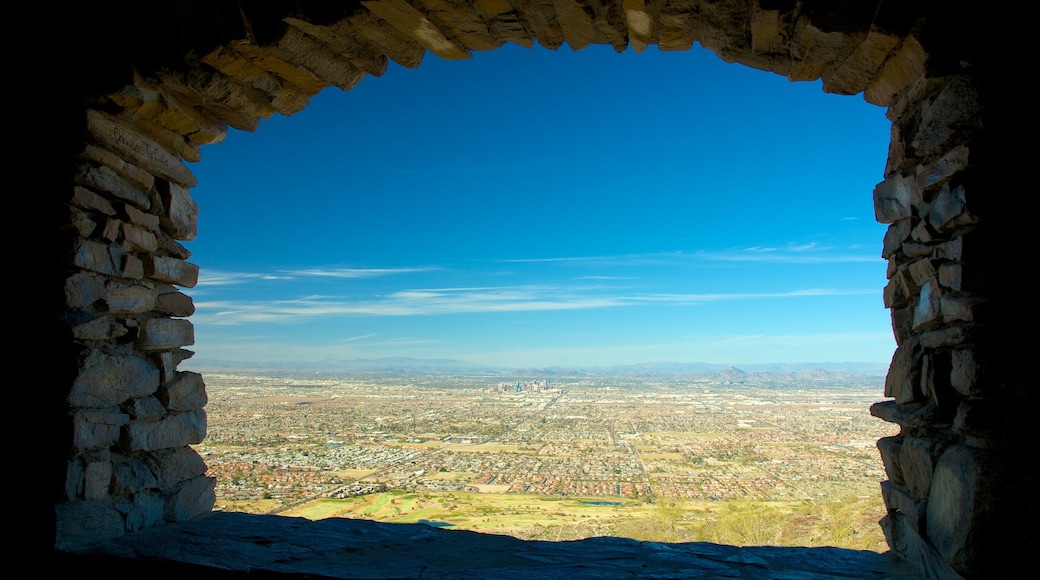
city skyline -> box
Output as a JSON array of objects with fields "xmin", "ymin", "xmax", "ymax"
[{"xmin": 184, "ymin": 42, "xmax": 894, "ymax": 369}]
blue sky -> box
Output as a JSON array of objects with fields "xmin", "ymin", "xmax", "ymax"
[{"xmin": 184, "ymin": 42, "xmax": 894, "ymax": 368}]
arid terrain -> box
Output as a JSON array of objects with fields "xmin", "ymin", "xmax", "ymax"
[{"xmin": 194, "ymin": 369, "xmax": 897, "ymax": 551}]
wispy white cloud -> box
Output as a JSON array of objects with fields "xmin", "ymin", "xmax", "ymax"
[
  {"xmin": 284, "ymin": 267, "xmax": 439, "ymax": 278},
  {"xmin": 495, "ymin": 246, "xmax": 877, "ymax": 266},
  {"xmin": 196, "ymin": 270, "xmax": 295, "ymax": 286},
  {"xmin": 192, "ymin": 285, "xmax": 877, "ymax": 325}
]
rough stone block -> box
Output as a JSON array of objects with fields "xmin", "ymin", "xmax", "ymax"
[
  {"xmin": 907, "ymin": 259, "xmax": 935, "ymax": 288},
  {"xmin": 65, "ymin": 458, "xmax": 84, "ymax": 500},
  {"xmin": 881, "ymin": 480, "xmax": 923, "ymax": 527},
  {"xmin": 111, "ymin": 457, "xmax": 158, "ymax": 495},
  {"xmin": 933, "ymin": 237, "xmax": 963, "ymax": 262},
  {"xmin": 919, "ymin": 326, "xmax": 970, "ymax": 348},
  {"xmin": 124, "ymin": 491, "xmax": 165, "ymax": 532},
  {"xmin": 873, "ymin": 175, "xmax": 918, "ymax": 224},
  {"xmin": 69, "ymin": 351, "xmax": 159, "ymax": 408},
  {"xmin": 912, "ymin": 280, "xmax": 942, "ymax": 331},
  {"xmin": 910, "ymin": 220, "xmax": 935, "ymax": 244},
  {"xmin": 136, "ymin": 318, "xmax": 195, "ymax": 351},
  {"xmin": 127, "ymin": 395, "xmax": 167, "ymax": 420},
  {"xmin": 155, "ymin": 285, "xmax": 195, "ymax": 317},
  {"xmin": 79, "ymin": 143, "xmax": 156, "ymax": 191},
  {"xmin": 67, "ymin": 210, "xmax": 97, "ymax": 238},
  {"xmin": 122, "ymin": 222, "xmax": 158, "ymax": 253},
  {"xmin": 161, "ymin": 181, "xmax": 199, "ymax": 241},
  {"xmin": 950, "ymin": 348, "xmax": 979, "ymax": 396},
  {"xmin": 899, "ymin": 436, "xmax": 944, "ymax": 498},
  {"xmin": 160, "ymin": 371, "xmax": 207, "ymax": 411},
  {"xmin": 937, "ymin": 263, "xmax": 962, "ymax": 291},
  {"xmin": 54, "ymin": 500, "xmax": 126, "ymax": 551},
  {"xmin": 71, "ymin": 315, "xmax": 128, "ymax": 341},
  {"xmin": 124, "ymin": 203, "xmax": 161, "ymax": 231},
  {"xmin": 883, "ymin": 278, "xmax": 909, "ymax": 309},
  {"xmin": 103, "ymin": 282, "xmax": 157, "ymax": 314},
  {"xmin": 65, "ymin": 273, "xmax": 106, "ymax": 310},
  {"xmin": 929, "ymin": 184, "xmax": 977, "ymax": 233},
  {"xmin": 75, "ymin": 164, "xmax": 151, "ymax": 210},
  {"xmin": 916, "ymin": 146, "xmax": 970, "ymax": 189},
  {"xmin": 101, "ymin": 218, "xmax": 122, "ymax": 242},
  {"xmin": 165, "ymin": 475, "xmax": 216, "ymax": 521},
  {"xmin": 864, "ymin": 36, "xmax": 925, "ymax": 106},
  {"xmin": 940, "ymin": 296, "xmax": 972, "ymax": 324},
  {"xmin": 149, "ymin": 447, "xmax": 208, "ymax": 490},
  {"xmin": 71, "ymin": 185, "xmax": 117, "ymax": 215},
  {"xmin": 123, "ymin": 252, "xmax": 145, "ymax": 279},
  {"xmin": 890, "ymin": 304, "xmax": 913, "ymax": 346},
  {"xmin": 912, "ymin": 76, "xmax": 981, "ymax": 154},
  {"xmin": 877, "ymin": 435, "xmax": 904, "ymax": 484},
  {"xmin": 73, "ymin": 410, "xmax": 131, "ymax": 451},
  {"xmin": 124, "ymin": 409, "xmax": 206, "ymax": 451},
  {"xmin": 926, "ymin": 444, "xmax": 1001, "ymax": 575},
  {"xmin": 871, "ymin": 400, "xmax": 949, "ymax": 431},
  {"xmin": 881, "ymin": 219, "xmax": 911, "ymax": 259},
  {"xmin": 885, "ymin": 341, "xmax": 922, "ymax": 404},
  {"xmin": 921, "ymin": 351, "xmax": 957, "ymax": 413},
  {"xmin": 84, "ymin": 458, "xmax": 113, "ymax": 501},
  {"xmin": 72, "ymin": 238, "xmax": 121, "ymax": 276},
  {"xmin": 147, "ymin": 255, "xmax": 199, "ymax": 288}
]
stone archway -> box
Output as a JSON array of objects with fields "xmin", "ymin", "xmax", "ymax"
[{"xmin": 41, "ymin": 3, "xmax": 1030, "ymax": 579}]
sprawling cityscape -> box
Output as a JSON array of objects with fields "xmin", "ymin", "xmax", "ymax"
[{"xmin": 193, "ymin": 367, "xmax": 897, "ymax": 550}]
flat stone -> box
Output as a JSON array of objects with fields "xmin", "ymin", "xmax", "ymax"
[
  {"xmin": 74, "ymin": 164, "xmax": 151, "ymax": 210},
  {"xmin": 79, "ymin": 143, "xmax": 156, "ymax": 191},
  {"xmin": 70, "ymin": 185, "xmax": 117, "ymax": 215},
  {"xmin": 136, "ymin": 318, "xmax": 194, "ymax": 351},
  {"xmin": 147, "ymin": 255, "xmax": 199, "ymax": 288},
  {"xmin": 155, "ymin": 288, "xmax": 194, "ymax": 317},
  {"xmin": 86, "ymin": 110, "xmax": 197, "ymax": 188},
  {"xmin": 123, "ymin": 204, "xmax": 160, "ymax": 231},
  {"xmin": 103, "ymin": 283, "xmax": 156, "ymax": 314}
]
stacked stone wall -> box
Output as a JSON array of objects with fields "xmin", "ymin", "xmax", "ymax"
[
  {"xmin": 54, "ymin": 107, "xmax": 222, "ymax": 549},
  {"xmin": 869, "ymin": 66, "xmax": 1033, "ymax": 579},
  {"xmin": 42, "ymin": 2, "xmax": 1025, "ymax": 578}
]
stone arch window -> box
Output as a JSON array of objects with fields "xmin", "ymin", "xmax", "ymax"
[{"xmin": 41, "ymin": 3, "xmax": 1031, "ymax": 579}]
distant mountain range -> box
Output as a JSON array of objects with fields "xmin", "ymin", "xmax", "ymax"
[{"xmin": 183, "ymin": 356, "xmax": 888, "ymax": 378}]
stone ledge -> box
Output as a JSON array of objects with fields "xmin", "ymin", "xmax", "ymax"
[{"xmin": 61, "ymin": 511, "xmax": 919, "ymax": 579}]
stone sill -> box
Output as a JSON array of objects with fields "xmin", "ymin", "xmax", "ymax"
[{"xmin": 59, "ymin": 511, "xmax": 918, "ymax": 578}]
